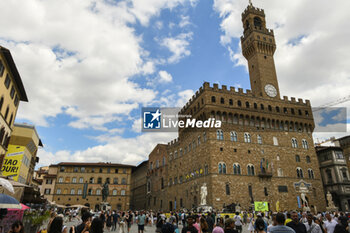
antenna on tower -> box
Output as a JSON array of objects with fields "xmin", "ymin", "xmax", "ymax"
[{"xmin": 249, "ymin": 0, "xmax": 252, "ymax": 5}]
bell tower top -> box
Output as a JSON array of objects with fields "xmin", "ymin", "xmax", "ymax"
[{"xmin": 240, "ymin": 3, "xmax": 280, "ymax": 99}]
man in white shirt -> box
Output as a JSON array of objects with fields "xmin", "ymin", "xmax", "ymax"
[
  {"xmin": 234, "ymin": 212, "xmax": 243, "ymax": 233},
  {"xmin": 304, "ymin": 213, "xmax": 322, "ymax": 233},
  {"xmin": 323, "ymin": 213, "xmax": 337, "ymax": 233}
]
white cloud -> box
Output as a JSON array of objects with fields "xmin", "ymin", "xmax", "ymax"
[
  {"xmin": 158, "ymin": 70, "xmax": 173, "ymax": 83},
  {"xmin": 37, "ymin": 132, "xmax": 177, "ymax": 167},
  {"xmin": 176, "ymin": 89, "xmax": 195, "ymax": 107},
  {"xmin": 0, "ymin": 0, "xmax": 199, "ymax": 130},
  {"xmin": 161, "ymin": 32, "xmax": 193, "ymax": 63},
  {"xmin": 179, "ymin": 15, "xmax": 191, "ymax": 28}
]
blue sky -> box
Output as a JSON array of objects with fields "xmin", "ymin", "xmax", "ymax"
[{"xmin": 0, "ymin": 0, "xmax": 349, "ymax": 166}]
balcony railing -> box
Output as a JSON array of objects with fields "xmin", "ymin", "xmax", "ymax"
[{"xmin": 258, "ymin": 171, "xmax": 273, "ymax": 178}]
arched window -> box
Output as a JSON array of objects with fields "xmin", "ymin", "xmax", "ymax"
[
  {"xmin": 326, "ymin": 169, "xmax": 332, "ymax": 183},
  {"xmin": 218, "ymin": 163, "xmax": 226, "ymax": 174},
  {"xmin": 257, "ymin": 135, "xmax": 262, "ymax": 144},
  {"xmin": 70, "ymin": 189, "xmax": 75, "ymax": 195},
  {"xmin": 302, "ymin": 139, "xmax": 309, "ymax": 149},
  {"xmin": 89, "ymin": 177, "xmax": 94, "ymax": 183},
  {"xmin": 295, "ymin": 155, "xmax": 300, "ymax": 162},
  {"xmin": 97, "ymin": 177, "xmax": 102, "ymax": 184},
  {"xmin": 217, "ymin": 130, "xmax": 223, "ymax": 140},
  {"xmin": 96, "ymin": 189, "xmax": 101, "ymax": 195},
  {"xmin": 291, "ymin": 138, "xmax": 298, "ymax": 148},
  {"xmin": 247, "ymin": 165, "xmax": 255, "ymax": 176},
  {"xmin": 113, "ymin": 190, "xmax": 117, "ymax": 196},
  {"xmin": 308, "ymin": 169, "xmax": 314, "ymax": 179},
  {"xmin": 79, "ymin": 177, "xmax": 84, "ymax": 183},
  {"xmin": 72, "ymin": 177, "xmax": 77, "ymax": 183},
  {"xmin": 233, "ymin": 163, "xmax": 241, "ymax": 175},
  {"xmin": 162, "ymin": 156, "xmax": 166, "ymax": 166},
  {"xmin": 122, "ymin": 178, "xmax": 126, "ymax": 184},
  {"xmin": 260, "ymin": 104, "xmax": 264, "ymax": 110},
  {"xmin": 237, "ymin": 100, "xmax": 242, "ymax": 107},
  {"xmin": 58, "ymin": 177, "xmax": 63, "ymax": 183},
  {"xmin": 113, "ymin": 178, "xmax": 118, "ymax": 184},
  {"xmin": 211, "ymin": 96, "xmax": 216, "ymax": 103},
  {"xmin": 297, "ymin": 168, "xmax": 303, "ymax": 178},
  {"xmin": 246, "ymin": 102, "xmax": 250, "ymax": 108},
  {"xmin": 220, "ymin": 98, "xmax": 224, "ymax": 104},
  {"xmin": 244, "ymin": 133, "xmax": 251, "ymax": 143},
  {"xmin": 121, "ymin": 190, "xmax": 126, "ymax": 195},
  {"xmin": 254, "ymin": 17, "xmax": 262, "ymax": 27},
  {"xmin": 306, "ymin": 156, "xmax": 311, "ymax": 163},
  {"xmin": 230, "ymin": 131, "xmax": 237, "ymax": 142}
]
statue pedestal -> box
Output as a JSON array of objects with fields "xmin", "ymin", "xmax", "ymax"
[
  {"xmin": 303, "ymin": 206, "xmax": 310, "ymax": 212},
  {"xmin": 197, "ymin": 205, "xmax": 213, "ymax": 213},
  {"xmin": 326, "ymin": 206, "xmax": 338, "ymax": 212},
  {"xmin": 100, "ymin": 202, "xmax": 111, "ymax": 211}
]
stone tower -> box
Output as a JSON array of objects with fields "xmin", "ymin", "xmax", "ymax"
[{"xmin": 241, "ymin": 3, "xmax": 280, "ymax": 99}]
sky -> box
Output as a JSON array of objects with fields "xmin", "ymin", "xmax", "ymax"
[{"xmin": 0, "ymin": 0, "xmax": 349, "ymax": 167}]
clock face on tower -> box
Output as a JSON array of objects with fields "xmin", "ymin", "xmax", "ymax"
[{"xmin": 264, "ymin": 84, "xmax": 277, "ymax": 97}]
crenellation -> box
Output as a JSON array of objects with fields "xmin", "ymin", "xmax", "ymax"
[
  {"xmin": 238, "ymin": 88, "xmax": 244, "ymax": 94},
  {"xmin": 222, "ymin": 85, "xmax": 227, "ymax": 91},
  {"xmin": 213, "ymin": 83, "xmax": 219, "ymax": 90},
  {"xmin": 291, "ymin": 97, "xmax": 296, "ymax": 103},
  {"xmin": 230, "ymin": 86, "xmax": 236, "ymax": 93}
]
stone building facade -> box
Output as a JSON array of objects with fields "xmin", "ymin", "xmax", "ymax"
[
  {"xmin": 42, "ymin": 162, "xmax": 134, "ymax": 210},
  {"xmin": 0, "ymin": 46, "xmax": 28, "ymax": 169},
  {"xmin": 130, "ymin": 160, "xmax": 148, "ymax": 210},
  {"xmin": 146, "ymin": 3, "xmax": 327, "ymax": 212},
  {"xmin": 146, "ymin": 144, "xmax": 168, "ymax": 210},
  {"xmin": 315, "ymin": 146, "xmax": 350, "ymax": 211}
]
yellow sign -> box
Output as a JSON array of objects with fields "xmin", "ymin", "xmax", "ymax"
[
  {"xmin": 254, "ymin": 202, "xmax": 269, "ymax": 212},
  {"xmin": 1, "ymin": 145, "xmax": 25, "ymax": 181},
  {"xmin": 276, "ymin": 201, "xmax": 280, "ymax": 212}
]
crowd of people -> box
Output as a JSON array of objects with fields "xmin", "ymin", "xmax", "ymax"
[{"xmin": 5, "ymin": 210, "xmax": 350, "ymax": 233}]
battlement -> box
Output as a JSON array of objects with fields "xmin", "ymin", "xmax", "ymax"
[
  {"xmin": 179, "ymin": 82, "xmax": 311, "ymax": 114},
  {"xmin": 242, "ymin": 4, "xmax": 265, "ymax": 20},
  {"xmin": 241, "ymin": 27, "xmax": 274, "ymax": 41},
  {"xmin": 168, "ymin": 137, "xmax": 180, "ymax": 147}
]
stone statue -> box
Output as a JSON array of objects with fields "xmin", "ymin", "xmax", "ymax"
[
  {"xmin": 102, "ymin": 181, "xmax": 109, "ymax": 202},
  {"xmin": 301, "ymin": 193, "xmax": 308, "ymax": 207},
  {"xmin": 200, "ymin": 183, "xmax": 208, "ymax": 206},
  {"xmin": 327, "ymin": 191, "xmax": 335, "ymax": 208}
]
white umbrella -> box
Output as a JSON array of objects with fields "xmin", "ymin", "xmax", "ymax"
[{"xmin": 0, "ymin": 178, "xmax": 14, "ymax": 194}]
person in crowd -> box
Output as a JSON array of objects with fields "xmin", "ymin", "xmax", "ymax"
[
  {"xmin": 303, "ymin": 213, "xmax": 322, "ymax": 233},
  {"xmin": 126, "ymin": 212, "xmax": 133, "ymax": 233},
  {"xmin": 285, "ymin": 213, "xmax": 293, "ymax": 225},
  {"xmin": 223, "ymin": 218, "xmax": 237, "ymax": 233},
  {"xmin": 156, "ymin": 213, "xmax": 165, "ymax": 233},
  {"xmin": 75, "ymin": 212, "xmax": 92, "ymax": 233},
  {"xmin": 256, "ymin": 218, "xmax": 267, "ymax": 233},
  {"xmin": 270, "ymin": 213, "xmax": 295, "ymax": 233},
  {"xmin": 255, "ymin": 214, "xmax": 268, "ymax": 232},
  {"xmin": 334, "ymin": 214, "xmax": 348, "ymax": 233},
  {"xmin": 324, "ymin": 213, "xmax": 338, "ymax": 233},
  {"xmin": 106, "ymin": 211, "xmax": 112, "ymax": 231},
  {"xmin": 182, "ymin": 216, "xmax": 198, "ymax": 233},
  {"xmin": 161, "ymin": 218, "xmax": 175, "ymax": 233},
  {"xmin": 206, "ymin": 212, "xmax": 214, "ymax": 233},
  {"xmin": 233, "ymin": 213, "xmax": 243, "ymax": 233},
  {"xmin": 137, "ymin": 211, "xmax": 146, "ymax": 233},
  {"xmin": 48, "ymin": 216, "xmax": 68, "ymax": 233},
  {"xmin": 8, "ymin": 221, "xmax": 24, "ymax": 233},
  {"xmin": 200, "ymin": 215, "xmax": 209, "ymax": 233},
  {"xmin": 286, "ymin": 211, "xmax": 306, "ymax": 233},
  {"xmin": 267, "ymin": 213, "xmax": 277, "ymax": 233},
  {"xmin": 112, "ymin": 211, "xmax": 119, "ymax": 232},
  {"xmin": 314, "ymin": 218, "xmax": 325, "ymax": 233},
  {"xmin": 247, "ymin": 215, "xmax": 255, "ymax": 233},
  {"xmin": 193, "ymin": 215, "xmax": 200, "ymax": 233},
  {"xmin": 212, "ymin": 224, "xmax": 224, "ymax": 233},
  {"xmin": 89, "ymin": 217, "xmax": 104, "ymax": 233}
]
